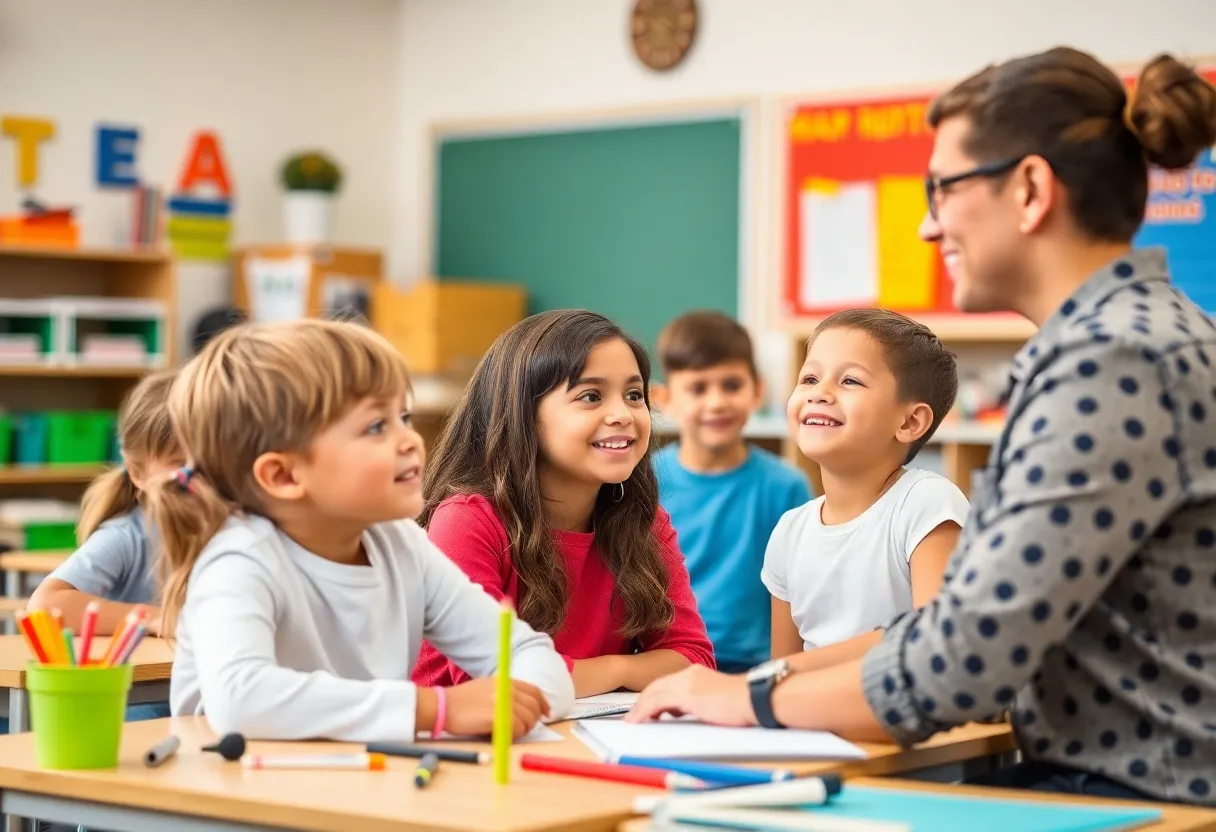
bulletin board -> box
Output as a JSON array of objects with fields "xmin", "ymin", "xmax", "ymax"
[
  {"xmin": 782, "ymin": 91, "xmax": 944, "ymax": 318},
  {"xmin": 783, "ymin": 64, "xmax": 1216, "ymax": 320}
]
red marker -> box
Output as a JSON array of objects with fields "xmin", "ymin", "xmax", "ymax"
[
  {"xmin": 520, "ymin": 754, "xmax": 706, "ymax": 790},
  {"xmin": 78, "ymin": 601, "xmax": 99, "ymax": 665}
]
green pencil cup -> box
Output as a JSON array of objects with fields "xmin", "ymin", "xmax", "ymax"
[{"xmin": 26, "ymin": 662, "xmax": 133, "ymax": 769}]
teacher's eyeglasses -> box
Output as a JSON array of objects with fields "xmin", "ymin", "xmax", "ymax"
[{"xmin": 924, "ymin": 157, "xmax": 1024, "ymax": 220}]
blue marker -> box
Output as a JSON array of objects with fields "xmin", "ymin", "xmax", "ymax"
[{"xmin": 616, "ymin": 756, "xmax": 794, "ymax": 787}]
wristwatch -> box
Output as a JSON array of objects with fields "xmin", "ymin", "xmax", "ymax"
[{"xmin": 746, "ymin": 658, "xmax": 792, "ymax": 729}]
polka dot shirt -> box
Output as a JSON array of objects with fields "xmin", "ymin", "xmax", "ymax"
[{"xmin": 861, "ymin": 248, "xmax": 1216, "ymax": 804}]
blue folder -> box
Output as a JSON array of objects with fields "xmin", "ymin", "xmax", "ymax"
[{"xmin": 811, "ymin": 785, "xmax": 1163, "ymax": 832}]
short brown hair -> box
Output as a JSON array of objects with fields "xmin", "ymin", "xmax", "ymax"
[
  {"xmin": 809, "ymin": 309, "xmax": 958, "ymax": 463},
  {"xmin": 657, "ymin": 311, "xmax": 756, "ymax": 378},
  {"xmin": 929, "ymin": 48, "xmax": 1216, "ymax": 242}
]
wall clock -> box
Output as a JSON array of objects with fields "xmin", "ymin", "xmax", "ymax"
[{"xmin": 631, "ymin": 0, "xmax": 697, "ymax": 72}]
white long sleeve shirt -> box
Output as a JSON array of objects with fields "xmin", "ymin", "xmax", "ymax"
[{"xmin": 170, "ymin": 513, "xmax": 574, "ymax": 741}]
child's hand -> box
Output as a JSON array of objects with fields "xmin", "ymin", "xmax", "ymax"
[{"xmin": 444, "ymin": 677, "xmax": 551, "ymax": 739}]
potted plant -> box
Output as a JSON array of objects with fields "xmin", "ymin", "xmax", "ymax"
[{"xmin": 280, "ymin": 151, "xmax": 342, "ymax": 243}]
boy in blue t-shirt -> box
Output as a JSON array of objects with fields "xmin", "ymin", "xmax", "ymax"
[{"xmin": 653, "ymin": 311, "xmax": 811, "ymax": 674}]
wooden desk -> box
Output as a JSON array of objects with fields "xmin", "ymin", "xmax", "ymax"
[
  {"xmin": 0, "ymin": 634, "xmax": 173, "ymax": 734},
  {"xmin": 0, "ymin": 717, "xmax": 1014, "ymax": 832},
  {"xmin": 1, "ymin": 552, "xmax": 69, "ymax": 599},
  {"xmin": 620, "ymin": 776, "xmax": 1216, "ymax": 831}
]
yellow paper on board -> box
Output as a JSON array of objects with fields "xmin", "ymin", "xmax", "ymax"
[{"xmin": 877, "ymin": 175, "xmax": 935, "ymax": 310}]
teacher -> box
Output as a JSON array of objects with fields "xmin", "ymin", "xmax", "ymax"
[{"xmin": 628, "ymin": 46, "xmax": 1216, "ymax": 803}]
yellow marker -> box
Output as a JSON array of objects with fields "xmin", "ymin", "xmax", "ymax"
[
  {"xmin": 30, "ymin": 610, "xmax": 64, "ymax": 665},
  {"xmin": 492, "ymin": 601, "xmax": 513, "ymax": 784}
]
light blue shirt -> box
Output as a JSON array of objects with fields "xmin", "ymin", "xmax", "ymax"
[
  {"xmin": 49, "ymin": 507, "xmax": 156, "ymax": 604},
  {"xmin": 655, "ymin": 444, "xmax": 812, "ymax": 670}
]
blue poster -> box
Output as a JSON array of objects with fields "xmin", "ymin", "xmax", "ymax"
[{"xmin": 1135, "ymin": 145, "xmax": 1216, "ymax": 313}]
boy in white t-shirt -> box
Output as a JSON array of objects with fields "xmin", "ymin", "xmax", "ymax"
[{"xmin": 762, "ymin": 309, "xmax": 970, "ymax": 674}]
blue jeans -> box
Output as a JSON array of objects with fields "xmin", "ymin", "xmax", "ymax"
[
  {"xmin": 967, "ymin": 760, "xmax": 1154, "ymax": 800},
  {"xmin": 124, "ymin": 701, "xmax": 171, "ymax": 721},
  {"xmin": 1, "ymin": 701, "xmax": 170, "ymax": 734}
]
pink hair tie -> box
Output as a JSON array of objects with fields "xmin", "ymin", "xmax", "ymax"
[{"xmin": 171, "ymin": 466, "xmax": 196, "ymax": 494}]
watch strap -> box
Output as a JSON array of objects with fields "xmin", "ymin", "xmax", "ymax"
[{"xmin": 749, "ymin": 675, "xmax": 785, "ymax": 730}]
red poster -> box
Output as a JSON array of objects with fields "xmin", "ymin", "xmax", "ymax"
[
  {"xmin": 784, "ymin": 65, "xmax": 1216, "ymax": 321},
  {"xmin": 783, "ymin": 93, "xmax": 943, "ymax": 318}
]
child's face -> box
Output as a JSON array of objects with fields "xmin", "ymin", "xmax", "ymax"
[
  {"xmin": 294, "ymin": 393, "xmax": 426, "ymax": 524},
  {"xmin": 536, "ymin": 337, "xmax": 651, "ymax": 492},
  {"xmin": 787, "ymin": 327, "xmax": 914, "ymax": 468},
  {"xmin": 661, "ymin": 361, "xmax": 761, "ymax": 454}
]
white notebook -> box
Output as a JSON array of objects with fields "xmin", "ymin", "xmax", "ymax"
[
  {"xmin": 573, "ymin": 718, "xmax": 868, "ymax": 762},
  {"xmin": 546, "ymin": 692, "xmax": 640, "ymax": 723}
]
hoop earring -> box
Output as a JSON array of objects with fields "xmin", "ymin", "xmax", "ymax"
[{"xmin": 613, "ymin": 481, "xmax": 625, "ymax": 503}]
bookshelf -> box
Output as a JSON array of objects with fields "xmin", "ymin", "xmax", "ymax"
[{"xmin": 0, "ymin": 245, "xmax": 175, "ymax": 500}]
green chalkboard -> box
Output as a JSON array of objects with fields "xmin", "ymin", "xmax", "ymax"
[{"xmin": 435, "ymin": 117, "xmax": 742, "ymax": 363}]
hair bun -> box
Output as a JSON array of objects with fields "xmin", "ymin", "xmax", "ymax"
[{"xmin": 1125, "ymin": 54, "xmax": 1216, "ymax": 170}]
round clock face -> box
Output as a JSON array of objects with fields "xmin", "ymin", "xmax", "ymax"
[{"xmin": 631, "ymin": 0, "xmax": 697, "ymax": 72}]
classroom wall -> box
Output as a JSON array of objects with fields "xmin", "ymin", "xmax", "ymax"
[
  {"xmin": 393, "ymin": 0, "xmax": 1216, "ymax": 412},
  {"xmin": 0, "ymin": 0, "xmax": 401, "ymax": 354}
]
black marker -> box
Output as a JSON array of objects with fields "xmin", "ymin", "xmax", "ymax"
[
  {"xmin": 366, "ymin": 742, "xmax": 488, "ymax": 765},
  {"xmin": 413, "ymin": 752, "xmax": 440, "ymax": 788}
]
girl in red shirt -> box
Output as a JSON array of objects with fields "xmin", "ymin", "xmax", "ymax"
[{"xmin": 413, "ymin": 310, "xmax": 715, "ymax": 697}]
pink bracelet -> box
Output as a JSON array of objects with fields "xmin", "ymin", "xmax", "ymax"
[{"xmin": 432, "ymin": 686, "xmax": 447, "ymax": 737}]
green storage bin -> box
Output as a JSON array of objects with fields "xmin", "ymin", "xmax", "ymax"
[
  {"xmin": 0, "ymin": 414, "xmax": 11, "ymax": 465},
  {"xmin": 25, "ymin": 522, "xmax": 78, "ymax": 551},
  {"xmin": 47, "ymin": 410, "xmax": 116, "ymax": 465},
  {"xmin": 14, "ymin": 412, "xmax": 49, "ymax": 466}
]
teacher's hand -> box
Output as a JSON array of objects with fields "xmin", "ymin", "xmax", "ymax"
[{"xmin": 624, "ymin": 665, "xmax": 757, "ymax": 727}]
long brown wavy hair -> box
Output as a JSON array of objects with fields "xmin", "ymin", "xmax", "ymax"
[{"xmin": 421, "ymin": 310, "xmax": 675, "ymax": 638}]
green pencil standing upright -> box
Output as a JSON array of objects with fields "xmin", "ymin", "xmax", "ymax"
[{"xmin": 493, "ymin": 601, "xmax": 513, "ymax": 784}]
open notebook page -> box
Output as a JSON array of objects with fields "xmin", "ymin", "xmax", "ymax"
[{"xmin": 575, "ymin": 718, "xmax": 867, "ymax": 762}]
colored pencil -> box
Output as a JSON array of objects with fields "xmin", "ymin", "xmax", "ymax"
[
  {"xmin": 114, "ymin": 625, "xmax": 147, "ymax": 665},
  {"xmin": 521, "ymin": 754, "xmax": 706, "ymax": 790},
  {"xmin": 15, "ymin": 611, "xmax": 50, "ymax": 664},
  {"xmin": 101, "ymin": 608, "xmax": 145, "ymax": 667},
  {"xmin": 30, "ymin": 610, "xmax": 65, "ymax": 665},
  {"xmin": 493, "ymin": 600, "xmax": 513, "ymax": 785},
  {"xmin": 78, "ymin": 601, "xmax": 99, "ymax": 665},
  {"xmin": 618, "ymin": 757, "xmax": 795, "ymax": 787},
  {"xmin": 62, "ymin": 627, "xmax": 76, "ymax": 666}
]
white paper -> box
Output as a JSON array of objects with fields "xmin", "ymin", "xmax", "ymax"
[
  {"xmin": 519, "ymin": 724, "xmax": 563, "ymax": 743},
  {"xmin": 558, "ymin": 692, "xmax": 640, "ymax": 722},
  {"xmin": 574, "ymin": 718, "xmax": 868, "ymax": 762},
  {"xmin": 799, "ymin": 181, "xmax": 878, "ymax": 309},
  {"xmin": 246, "ymin": 255, "xmax": 310, "ymax": 322}
]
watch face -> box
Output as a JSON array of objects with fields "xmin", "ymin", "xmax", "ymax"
[{"xmin": 747, "ymin": 659, "xmax": 787, "ymax": 684}]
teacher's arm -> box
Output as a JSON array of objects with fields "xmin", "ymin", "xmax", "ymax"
[{"xmin": 630, "ymin": 341, "xmax": 1183, "ymax": 744}]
